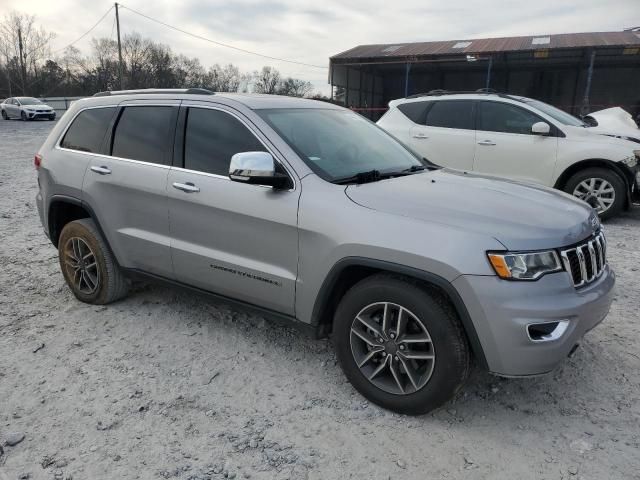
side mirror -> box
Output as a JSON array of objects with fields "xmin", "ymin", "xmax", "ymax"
[
  {"xmin": 531, "ymin": 121, "xmax": 551, "ymax": 136},
  {"xmin": 229, "ymin": 151, "xmax": 290, "ymax": 189}
]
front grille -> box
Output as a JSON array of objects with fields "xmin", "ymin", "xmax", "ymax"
[{"xmin": 560, "ymin": 231, "xmax": 607, "ymax": 288}]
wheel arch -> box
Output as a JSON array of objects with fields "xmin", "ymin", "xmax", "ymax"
[
  {"xmin": 47, "ymin": 196, "xmax": 113, "ymax": 255},
  {"xmin": 311, "ymin": 257, "xmax": 489, "ymax": 369},
  {"xmin": 553, "ymin": 158, "xmax": 632, "ymax": 207}
]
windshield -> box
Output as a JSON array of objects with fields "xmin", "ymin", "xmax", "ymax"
[
  {"xmin": 256, "ymin": 108, "xmax": 423, "ymax": 182},
  {"xmin": 522, "ymin": 98, "xmax": 585, "ymax": 127},
  {"xmin": 17, "ymin": 97, "xmax": 43, "ymax": 105}
]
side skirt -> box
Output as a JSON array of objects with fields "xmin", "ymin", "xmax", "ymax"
[{"xmin": 123, "ymin": 268, "xmax": 319, "ymax": 338}]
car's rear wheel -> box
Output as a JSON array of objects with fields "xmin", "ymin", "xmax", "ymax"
[
  {"xmin": 58, "ymin": 219, "xmax": 129, "ymax": 304},
  {"xmin": 565, "ymin": 167, "xmax": 626, "ymax": 220},
  {"xmin": 333, "ymin": 274, "xmax": 470, "ymax": 415}
]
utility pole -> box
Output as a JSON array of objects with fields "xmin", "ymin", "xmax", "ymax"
[
  {"xmin": 115, "ymin": 3, "xmax": 124, "ymax": 89},
  {"xmin": 17, "ymin": 27, "xmax": 26, "ymax": 95}
]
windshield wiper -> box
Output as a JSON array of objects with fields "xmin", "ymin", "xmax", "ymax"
[
  {"xmin": 334, "ymin": 165, "xmax": 431, "ymax": 185},
  {"xmin": 333, "ymin": 169, "xmax": 382, "ymax": 185}
]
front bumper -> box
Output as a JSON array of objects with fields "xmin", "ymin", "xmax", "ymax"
[
  {"xmin": 453, "ymin": 266, "xmax": 615, "ymax": 376},
  {"xmin": 26, "ymin": 110, "xmax": 55, "ymax": 119}
]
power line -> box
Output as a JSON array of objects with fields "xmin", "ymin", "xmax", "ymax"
[
  {"xmin": 52, "ymin": 6, "xmax": 114, "ymax": 54},
  {"xmin": 118, "ymin": 4, "xmax": 328, "ymax": 70}
]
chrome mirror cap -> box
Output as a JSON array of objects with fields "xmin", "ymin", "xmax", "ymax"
[{"xmin": 229, "ymin": 151, "xmax": 290, "ymax": 188}]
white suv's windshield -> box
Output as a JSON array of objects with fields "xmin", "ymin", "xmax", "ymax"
[
  {"xmin": 257, "ymin": 108, "xmax": 424, "ymax": 183},
  {"xmin": 522, "ymin": 98, "xmax": 586, "ymax": 127}
]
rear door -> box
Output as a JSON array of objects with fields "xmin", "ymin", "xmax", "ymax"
[
  {"xmin": 81, "ymin": 102, "xmax": 178, "ymax": 277},
  {"xmin": 167, "ymin": 103, "xmax": 300, "ymax": 315},
  {"xmin": 473, "ymin": 100, "xmax": 558, "ymax": 185},
  {"xmin": 409, "ymin": 99, "xmax": 476, "ymax": 170}
]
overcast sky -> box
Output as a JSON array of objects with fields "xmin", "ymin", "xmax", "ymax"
[{"xmin": 1, "ymin": 0, "xmax": 638, "ymax": 94}]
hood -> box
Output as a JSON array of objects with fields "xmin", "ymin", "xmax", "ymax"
[
  {"xmin": 345, "ymin": 169, "xmax": 598, "ymax": 251},
  {"xmin": 584, "ymin": 107, "xmax": 640, "ymax": 144},
  {"xmin": 23, "ymin": 103, "xmax": 52, "ymax": 109}
]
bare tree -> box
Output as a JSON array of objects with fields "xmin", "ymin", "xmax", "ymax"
[
  {"xmin": 278, "ymin": 77, "xmax": 314, "ymax": 97},
  {"xmin": 252, "ymin": 66, "xmax": 281, "ymax": 94},
  {"xmin": 0, "ymin": 11, "xmax": 55, "ymax": 95}
]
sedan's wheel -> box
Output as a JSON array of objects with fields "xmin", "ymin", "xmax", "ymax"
[
  {"xmin": 333, "ymin": 274, "xmax": 470, "ymax": 415},
  {"xmin": 58, "ymin": 218, "xmax": 129, "ymax": 304},
  {"xmin": 350, "ymin": 302, "xmax": 435, "ymax": 395},
  {"xmin": 1, "ymin": 110, "xmax": 7, "ymax": 120},
  {"xmin": 20, "ymin": 111, "xmax": 27, "ymax": 121},
  {"xmin": 564, "ymin": 167, "xmax": 625, "ymax": 220}
]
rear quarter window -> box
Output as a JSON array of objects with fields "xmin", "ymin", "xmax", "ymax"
[
  {"xmin": 60, "ymin": 107, "xmax": 116, "ymax": 153},
  {"xmin": 397, "ymin": 101, "xmax": 430, "ymax": 124}
]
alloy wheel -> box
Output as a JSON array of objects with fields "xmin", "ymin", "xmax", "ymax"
[
  {"xmin": 62, "ymin": 237, "xmax": 100, "ymax": 294},
  {"xmin": 572, "ymin": 177, "xmax": 615, "ymax": 214},
  {"xmin": 349, "ymin": 302, "xmax": 435, "ymax": 395}
]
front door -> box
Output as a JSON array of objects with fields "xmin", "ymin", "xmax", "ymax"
[
  {"xmin": 473, "ymin": 100, "xmax": 558, "ymax": 185},
  {"xmin": 167, "ymin": 104, "xmax": 300, "ymax": 315}
]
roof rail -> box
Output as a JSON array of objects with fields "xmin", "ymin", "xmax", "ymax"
[
  {"xmin": 93, "ymin": 88, "xmax": 214, "ymax": 97},
  {"xmin": 405, "ymin": 88, "xmax": 500, "ymax": 99}
]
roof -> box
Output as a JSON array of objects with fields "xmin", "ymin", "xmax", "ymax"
[{"xmin": 331, "ymin": 31, "xmax": 640, "ymax": 61}]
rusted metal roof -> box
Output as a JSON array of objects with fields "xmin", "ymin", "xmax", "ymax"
[{"xmin": 331, "ymin": 31, "xmax": 640, "ymax": 61}]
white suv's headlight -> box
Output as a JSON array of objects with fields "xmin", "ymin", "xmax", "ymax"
[
  {"xmin": 487, "ymin": 250, "xmax": 562, "ymax": 280},
  {"xmin": 621, "ymin": 152, "xmax": 639, "ymax": 168}
]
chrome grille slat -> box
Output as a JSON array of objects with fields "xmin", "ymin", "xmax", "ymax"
[{"xmin": 560, "ymin": 231, "xmax": 607, "ymax": 288}]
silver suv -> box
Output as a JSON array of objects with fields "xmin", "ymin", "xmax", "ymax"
[{"xmin": 35, "ymin": 89, "xmax": 615, "ymax": 415}]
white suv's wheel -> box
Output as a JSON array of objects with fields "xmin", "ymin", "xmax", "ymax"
[{"xmin": 565, "ymin": 167, "xmax": 625, "ymax": 220}]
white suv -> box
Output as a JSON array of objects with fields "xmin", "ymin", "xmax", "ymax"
[{"xmin": 378, "ymin": 91, "xmax": 640, "ymax": 219}]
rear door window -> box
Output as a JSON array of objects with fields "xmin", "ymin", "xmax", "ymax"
[
  {"xmin": 477, "ymin": 101, "xmax": 543, "ymax": 135},
  {"xmin": 111, "ymin": 106, "xmax": 177, "ymax": 165},
  {"xmin": 425, "ymin": 100, "xmax": 474, "ymax": 130},
  {"xmin": 60, "ymin": 107, "xmax": 116, "ymax": 153}
]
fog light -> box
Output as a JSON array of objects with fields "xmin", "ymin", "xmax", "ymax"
[{"xmin": 527, "ymin": 320, "xmax": 569, "ymax": 342}]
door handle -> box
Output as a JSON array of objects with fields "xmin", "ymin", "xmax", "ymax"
[
  {"xmin": 172, "ymin": 182, "xmax": 200, "ymax": 193},
  {"xmin": 90, "ymin": 166, "xmax": 112, "ymax": 175},
  {"xmin": 412, "ymin": 133, "xmax": 429, "ymax": 139},
  {"xmin": 477, "ymin": 140, "xmax": 496, "ymax": 146}
]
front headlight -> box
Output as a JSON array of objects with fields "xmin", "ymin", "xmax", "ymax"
[{"xmin": 487, "ymin": 250, "xmax": 562, "ymax": 280}]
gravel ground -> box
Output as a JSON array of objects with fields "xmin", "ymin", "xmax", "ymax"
[{"xmin": 0, "ymin": 119, "xmax": 639, "ymax": 480}]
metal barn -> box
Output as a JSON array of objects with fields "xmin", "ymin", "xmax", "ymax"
[{"xmin": 329, "ymin": 30, "xmax": 640, "ymax": 120}]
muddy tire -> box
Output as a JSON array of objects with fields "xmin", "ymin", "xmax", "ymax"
[{"xmin": 58, "ymin": 218, "xmax": 129, "ymax": 304}]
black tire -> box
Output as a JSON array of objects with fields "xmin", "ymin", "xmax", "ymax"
[
  {"xmin": 58, "ymin": 219, "xmax": 129, "ymax": 304},
  {"xmin": 564, "ymin": 167, "xmax": 626, "ymax": 220},
  {"xmin": 1, "ymin": 110, "xmax": 7, "ymax": 120},
  {"xmin": 20, "ymin": 111, "xmax": 27, "ymax": 121},
  {"xmin": 333, "ymin": 274, "xmax": 470, "ymax": 415},
  {"xmin": 49, "ymin": 115, "xmax": 56, "ymax": 121}
]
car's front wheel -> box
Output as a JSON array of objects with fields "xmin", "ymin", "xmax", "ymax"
[
  {"xmin": 20, "ymin": 111, "xmax": 27, "ymax": 121},
  {"xmin": 333, "ymin": 274, "xmax": 470, "ymax": 415},
  {"xmin": 58, "ymin": 219, "xmax": 129, "ymax": 304},
  {"xmin": 1, "ymin": 110, "xmax": 7, "ymax": 120},
  {"xmin": 565, "ymin": 167, "xmax": 626, "ymax": 220}
]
